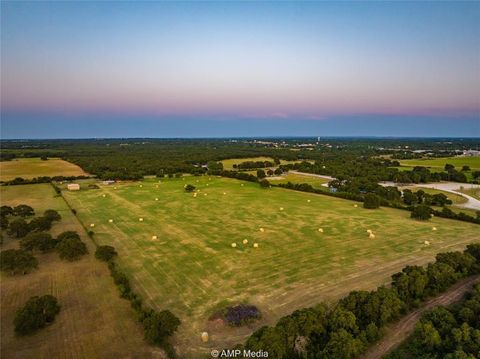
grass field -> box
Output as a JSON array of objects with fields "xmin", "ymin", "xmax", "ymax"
[
  {"xmin": 61, "ymin": 176, "xmax": 480, "ymax": 357},
  {"xmin": 458, "ymin": 187, "xmax": 480, "ymax": 201},
  {"xmin": 268, "ymin": 172, "xmax": 330, "ymax": 188},
  {"xmin": 399, "ymin": 156, "xmax": 480, "ymax": 171},
  {"xmin": 0, "ymin": 158, "xmax": 88, "ymax": 181},
  {"xmin": 0, "ymin": 184, "xmax": 156, "ymax": 358}
]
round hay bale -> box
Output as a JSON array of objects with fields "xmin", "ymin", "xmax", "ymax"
[
  {"xmin": 432, "ymin": 227, "xmax": 437, "ymax": 231},
  {"xmin": 354, "ymin": 204, "xmax": 358, "ymax": 208},
  {"xmin": 108, "ymin": 219, "xmax": 113, "ymax": 223},
  {"xmin": 259, "ymin": 228, "xmax": 265, "ymax": 232},
  {"xmin": 307, "ymin": 199, "xmax": 311, "ymax": 203},
  {"xmin": 152, "ymin": 235, "xmax": 157, "ymax": 240},
  {"xmin": 223, "ymin": 192, "xmax": 226, "ymax": 195},
  {"xmin": 253, "ymin": 243, "xmax": 259, "ymax": 248},
  {"xmin": 424, "ymin": 240, "xmax": 430, "ymax": 245},
  {"xmin": 196, "ymin": 180, "xmax": 199, "ymax": 183},
  {"xmin": 140, "ymin": 185, "xmax": 143, "ymax": 188},
  {"xmin": 279, "ymin": 207, "xmax": 284, "ymax": 211},
  {"xmin": 90, "ymin": 223, "xmax": 95, "ymax": 227},
  {"xmin": 369, "ymin": 233, "xmax": 375, "ymax": 239},
  {"xmin": 155, "ymin": 198, "xmax": 159, "ymax": 201},
  {"xmin": 367, "ymin": 229, "xmax": 372, "ymax": 234},
  {"xmin": 231, "ymin": 243, "xmax": 237, "ymax": 248},
  {"xmin": 241, "ymin": 184, "xmax": 244, "ymax": 186},
  {"xmin": 322, "ymin": 165, "xmax": 326, "ymax": 169},
  {"xmin": 155, "ymin": 185, "xmax": 159, "ymax": 188},
  {"xmin": 243, "ymin": 239, "xmax": 248, "ymax": 244},
  {"xmin": 102, "ymin": 194, "xmax": 106, "ymax": 198},
  {"xmin": 318, "ymin": 228, "xmax": 323, "ymax": 233},
  {"xmin": 114, "ymin": 186, "xmax": 117, "ymax": 189},
  {"xmin": 204, "ymin": 193, "xmax": 207, "ymax": 196},
  {"xmin": 201, "ymin": 332, "xmax": 209, "ymax": 343},
  {"xmin": 206, "ymin": 184, "xmax": 209, "ymax": 186},
  {"xmin": 139, "ymin": 218, "xmax": 144, "ymax": 222}
]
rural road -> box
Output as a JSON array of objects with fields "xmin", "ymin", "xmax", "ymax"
[
  {"xmin": 379, "ymin": 181, "xmax": 480, "ymax": 211},
  {"xmin": 359, "ymin": 275, "xmax": 480, "ymax": 359},
  {"xmin": 285, "ymin": 171, "xmax": 480, "ymax": 211}
]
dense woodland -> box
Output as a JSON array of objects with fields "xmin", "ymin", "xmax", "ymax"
[{"xmin": 1, "ymin": 138, "xmax": 479, "ymax": 181}]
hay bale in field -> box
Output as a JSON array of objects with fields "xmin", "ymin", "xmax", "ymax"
[
  {"xmin": 140, "ymin": 185, "xmax": 143, "ymax": 188},
  {"xmin": 354, "ymin": 204, "xmax": 358, "ymax": 208},
  {"xmin": 367, "ymin": 229, "xmax": 372, "ymax": 234},
  {"xmin": 279, "ymin": 207, "xmax": 284, "ymax": 211},
  {"xmin": 241, "ymin": 184, "xmax": 244, "ymax": 186},
  {"xmin": 152, "ymin": 235, "xmax": 157, "ymax": 240},
  {"xmin": 114, "ymin": 186, "xmax": 117, "ymax": 189},
  {"xmin": 432, "ymin": 227, "xmax": 437, "ymax": 231},
  {"xmin": 369, "ymin": 233, "xmax": 375, "ymax": 239},
  {"xmin": 204, "ymin": 193, "xmax": 208, "ymax": 196},
  {"xmin": 90, "ymin": 223, "xmax": 95, "ymax": 227},
  {"xmin": 318, "ymin": 228, "xmax": 323, "ymax": 233},
  {"xmin": 231, "ymin": 243, "xmax": 237, "ymax": 248},
  {"xmin": 206, "ymin": 184, "xmax": 209, "ymax": 186},
  {"xmin": 108, "ymin": 219, "xmax": 113, "ymax": 223},
  {"xmin": 156, "ymin": 185, "xmax": 159, "ymax": 188},
  {"xmin": 424, "ymin": 240, "xmax": 430, "ymax": 245},
  {"xmin": 243, "ymin": 239, "xmax": 248, "ymax": 244},
  {"xmin": 139, "ymin": 218, "xmax": 144, "ymax": 222},
  {"xmin": 155, "ymin": 198, "xmax": 159, "ymax": 201},
  {"xmin": 193, "ymin": 193, "xmax": 197, "ymax": 197},
  {"xmin": 223, "ymin": 192, "xmax": 226, "ymax": 195},
  {"xmin": 253, "ymin": 243, "xmax": 259, "ymax": 248},
  {"xmin": 259, "ymin": 228, "xmax": 265, "ymax": 232},
  {"xmin": 102, "ymin": 194, "xmax": 106, "ymax": 198},
  {"xmin": 201, "ymin": 332, "xmax": 209, "ymax": 343},
  {"xmin": 307, "ymin": 199, "xmax": 311, "ymax": 203}
]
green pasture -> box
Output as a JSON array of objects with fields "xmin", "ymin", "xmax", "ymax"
[
  {"xmin": 61, "ymin": 176, "xmax": 480, "ymax": 356},
  {"xmin": 399, "ymin": 156, "xmax": 480, "ymax": 171}
]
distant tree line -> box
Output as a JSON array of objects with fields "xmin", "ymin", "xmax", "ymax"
[
  {"xmin": 1, "ymin": 175, "xmax": 90, "ymax": 186},
  {"xmin": 239, "ymin": 244, "xmax": 480, "ymax": 359}
]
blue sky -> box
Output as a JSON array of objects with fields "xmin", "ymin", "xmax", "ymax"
[{"xmin": 1, "ymin": 1, "xmax": 479, "ymax": 138}]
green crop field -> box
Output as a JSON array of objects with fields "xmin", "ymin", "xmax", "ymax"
[
  {"xmin": 61, "ymin": 176, "xmax": 480, "ymax": 357},
  {"xmin": 0, "ymin": 184, "xmax": 153, "ymax": 358},
  {"xmin": 399, "ymin": 156, "xmax": 480, "ymax": 171},
  {"xmin": 0, "ymin": 158, "xmax": 88, "ymax": 181}
]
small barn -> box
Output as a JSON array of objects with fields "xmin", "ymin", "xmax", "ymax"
[{"xmin": 67, "ymin": 183, "xmax": 80, "ymax": 191}]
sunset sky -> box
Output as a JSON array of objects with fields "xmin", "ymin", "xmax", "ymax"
[{"xmin": 1, "ymin": 1, "xmax": 479, "ymax": 138}]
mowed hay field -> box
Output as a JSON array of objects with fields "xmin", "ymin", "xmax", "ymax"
[
  {"xmin": 221, "ymin": 157, "xmax": 304, "ymax": 170},
  {"xmin": 399, "ymin": 156, "xmax": 480, "ymax": 171},
  {"xmin": 62, "ymin": 177, "xmax": 480, "ymax": 357},
  {"xmin": 0, "ymin": 184, "xmax": 157, "ymax": 359},
  {"xmin": 0, "ymin": 158, "xmax": 88, "ymax": 181}
]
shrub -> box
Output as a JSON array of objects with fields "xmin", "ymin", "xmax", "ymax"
[
  {"xmin": 7, "ymin": 218, "xmax": 31, "ymax": 238},
  {"xmin": 13, "ymin": 205, "xmax": 35, "ymax": 217},
  {"xmin": 20, "ymin": 232, "xmax": 57, "ymax": 252},
  {"xmin": 0, "ymin": 249, "xmax": 38, "ymax": 275},
  {"xmin": 143, "ymin": 310, "xmax": 181, "ymax": 345},
  {"xmin": 28, "ymin": 216, "xmax": 53, "ymax": 232},
  {"xmin": 259, "ymin": 179, "xmax": 270, "ymax": 188},
  {"xmin": 184, "ymin": 184, "xmax": 196, "ymax": 192},
  {"xmin": 95, "ymin": 245, "xmax": 117, "ymax": 262},
  {"xmin": 411, "ymin": 205, "xmax": 432, "ymax": 220},
  {"xmin": 44, "ymin": 209, "xmax": 61, "ymax": 222},
  {"xmin": 363, "ymin": 193, "xmax": 380, "ymax": 209},
  {"xmin": 225, "ymin": 304, "xmax": 261, "ymax": 326},
  {"xmin": 56, "ymin": 234, "xmax": 87, "ymax": 261},
  {"xmin": 14, "ymin": 295, "xmax": 60, "ymax": 335}
]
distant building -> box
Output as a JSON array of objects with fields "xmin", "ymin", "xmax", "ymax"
[
  {"xmin": 67, "ymin": 183, "xmax": 80, "ymax": 191},
  {"xmin": 102, "ymin": 180, "xmax": 116, "ymax": 185}
]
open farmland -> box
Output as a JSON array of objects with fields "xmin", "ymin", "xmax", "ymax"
[
  {"xmin": 399, "ymin": 156, "xmax": 480, "ymax": 171},
  {"xmin": 0, "ymin": 184, "xmax": 155, "ymax": 358},
  {"xmin": 0, "ymin": 158, "xmax": 88, "ymax": 181},
  {"xmin": 62, "ymin": 176, "xmax": 480, "ymax": 357},
  {"xmin": 268, "ymin": 172, "xmax": 330, "ymax": 188}
]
